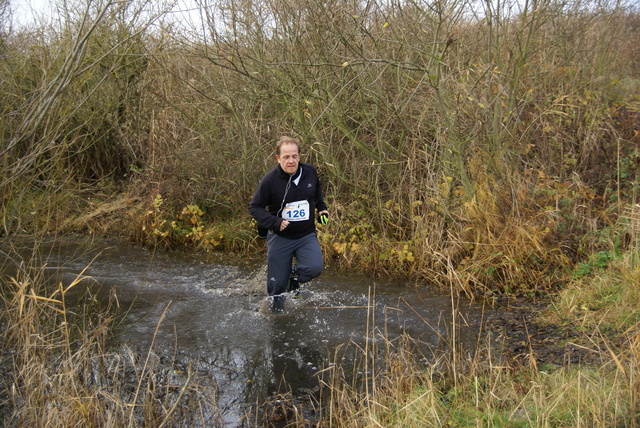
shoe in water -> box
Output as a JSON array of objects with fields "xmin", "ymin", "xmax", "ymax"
[{"xmin": 269, "ymin": 295, "xmax": 285, "ymax": 313}]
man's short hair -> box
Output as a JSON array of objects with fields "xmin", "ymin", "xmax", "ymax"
[{"xmin": 276, "ymin": 136, "xmax": 301, "ymax": 155}]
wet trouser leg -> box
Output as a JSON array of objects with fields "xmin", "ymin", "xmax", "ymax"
[
  {"xmin": 266, "ymin": 232, "xmax": 323, "ymax": 297},
  {"xmin": 293, "ymin": 233, "xmax": 323, "ymax": 284}
]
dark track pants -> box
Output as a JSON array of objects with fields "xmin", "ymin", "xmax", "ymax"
[{"xmin": 266, "ymin": 232, "xmax": 323, "ymax": 297}]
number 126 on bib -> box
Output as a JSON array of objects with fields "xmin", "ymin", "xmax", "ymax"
[{"xmin": 283, "ymin": 200, "xmax": 310, "ymax": 222}]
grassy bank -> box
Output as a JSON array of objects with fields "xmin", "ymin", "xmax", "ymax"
[{"xmin": 310, "ymin": 246, "xmax": 640, "ymax": 427}]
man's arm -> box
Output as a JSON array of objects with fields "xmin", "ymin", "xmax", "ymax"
[
  {"xmin": 314, "ymin": 167, "xmax": 328, "ymax": 215},
  {"xmin": 248, "ymin": 176, "xmax": 284, "ymax": 232}
]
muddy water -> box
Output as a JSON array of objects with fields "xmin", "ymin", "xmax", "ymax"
[{"xmin": 2, "ymin": 237, "xmax": 484, "ymax": 426}]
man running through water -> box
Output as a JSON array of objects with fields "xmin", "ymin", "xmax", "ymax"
[{"xmin": 249, "ymin": 136, "xmax": 329, "ymax": 312}]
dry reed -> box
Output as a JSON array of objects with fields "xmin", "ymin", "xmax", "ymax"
[{"xmin": 0, "ymin": 247, "xmax": 220, "ymax": 427}]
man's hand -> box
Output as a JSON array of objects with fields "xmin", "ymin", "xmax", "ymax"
[
  {"xmin": 317, "ymin": 210, "xmax": 329, "ymax": 225},
  {"xmin": 280, "ymin": 220, "xmax": 290, "ymax": 231}
]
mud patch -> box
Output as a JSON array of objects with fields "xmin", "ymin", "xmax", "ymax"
[{"xmin": 479, "ymin": 297, "xmax": 606, "ymax": 368}]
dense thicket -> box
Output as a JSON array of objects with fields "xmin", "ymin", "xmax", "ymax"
[{"xmin": 1, "ymin": 0, "xmax": 639, "ymax": 295}]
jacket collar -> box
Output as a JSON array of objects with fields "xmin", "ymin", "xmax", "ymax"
[{"xmin": 277, "ymin": 164, "xmax": 302, "ymax": 182}]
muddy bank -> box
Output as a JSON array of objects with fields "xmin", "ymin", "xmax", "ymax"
[{"xmin": 479, "ymin": 297, "xmax": 606, "ymax": 368}]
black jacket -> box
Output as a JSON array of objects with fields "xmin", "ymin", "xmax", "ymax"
[{"xmin": 249, "ymin": 162, "xmax": 327, "ymax": 239}]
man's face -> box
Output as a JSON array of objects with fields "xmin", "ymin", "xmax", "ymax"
[{"xmin": 276, "ymin": 142, "xmax": 300, "ymax": 174}]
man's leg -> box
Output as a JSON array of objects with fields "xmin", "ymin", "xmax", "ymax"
[
  {"xmin": 293, "ymin": 233, "xmax": 323, "ymax": 284},
  {"xmin": 266, "ymin": 232, "xmax": 295, "ymax": 296}
]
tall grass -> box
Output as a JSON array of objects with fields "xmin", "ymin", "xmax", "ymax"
[
  {"xmin": 315, "ymin": 277, "xmax": 640, "ymax": 427},
  {"xmin": 311, "ymin": 230, "xmax": 640, "ymax": 426},
  {"xmin": 0, "ymin": 245, "xmax": 220, "ymax": 426}
]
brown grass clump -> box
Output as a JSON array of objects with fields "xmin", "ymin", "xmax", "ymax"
[
  {"xmin": 316, "ymin": 292, "xmax": 639, "ymax": 427},
  {"xmin": 0, "ymin": 250, "xmax": 220, "ymax": 427}
]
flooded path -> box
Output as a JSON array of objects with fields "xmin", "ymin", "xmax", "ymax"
[{"xmin": 1, "ymin": 237, "xmax": 486, "ymax": 426}]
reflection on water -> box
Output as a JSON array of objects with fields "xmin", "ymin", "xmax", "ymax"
[{"xmin": 1, "ymin": 237, "xmax": 483, "ymax": 426}]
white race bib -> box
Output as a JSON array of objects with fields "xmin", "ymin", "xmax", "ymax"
[{"xmin": 282, "ymin": 200, "xmax": 310, "ymax": 222}]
